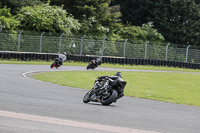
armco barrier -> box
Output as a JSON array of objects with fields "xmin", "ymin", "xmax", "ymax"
[{"xmin": 0, "ymin": 51, "xmax": 200, "ymax": 69}]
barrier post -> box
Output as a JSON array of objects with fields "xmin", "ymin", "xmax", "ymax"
[
  {"xmin": 80, "ymin": 35, "xmax": 85, "ymax": 56},
  {"xmin": 59, "ymin": 33, "xmax": 64, "ymax": 53},
  {"xmin": 17, "ymin": 30, "xmax": 23, "ymax": 52},
  {"xmin": 144, "ymin": 41, "xmax": 149, "ymax": 59},
  {"xmin": 123, "ymin": 39, "xmax": 128, "ymax": 57},
  {"xmin": 102, "ymin": 35, "xmax": 107, "ymax": 56},
  {"xmin": 165, "ymin": 43, "xmax": 170, "ymax": 61},
  {"xmin": 186, "ymin": 45, "xmax": 190, "ymax": 63},
  {"xmin": 39, "ymin": 32, "xmax": 45, "ymax": 53}
]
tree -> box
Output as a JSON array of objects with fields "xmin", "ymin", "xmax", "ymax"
[
  {"xmin": 117, "ymin": 22, "xmax": 164, "ymax": 43},
  {"xmin": 0, "ymin": 6, "xmax": 19, "ymax": 32},
  {"xmin": 50, "ymin": 0, "xmax": 122, "ymax": 40},
  {"xmin": 0, "ymin": 6, "xmax": 19, "ymax": 51},
  {"xmin": 0, "ymin": 0, "xmax": 44, "ymax": 14},
  {"xmin": 50, "ymin": 0, "xmax": 112, "ymax": 20},
  {"xmin": 119, "ymin": 0, "xmax": 156, "ymax": 26},
  {"xmin": 153, "ymin": 0, "xmax": 200, "ymax": 45},
  {"xmin": 119, "ymin": 0, "xmax": 200, "ymax": 46},
  {"xmin": 16, "ymin": 3, "xmax": 81, "ymax": 35},
  {"xmin": 77, "ymin": 16, "xmax": 109, "ymax": 37}
]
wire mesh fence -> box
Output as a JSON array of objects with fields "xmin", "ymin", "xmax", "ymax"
[{"xmin": 0, "ymin": 32, "xmax": 200, "ymax": 63}]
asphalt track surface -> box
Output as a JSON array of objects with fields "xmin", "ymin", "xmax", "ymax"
[{"xmin": 0, "ymin": 64, "xmax": 200, "ymax": 133}]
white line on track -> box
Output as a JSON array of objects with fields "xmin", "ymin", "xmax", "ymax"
[
  {"xmin": 22, "ymin": 70, "xmax": 49, "ymax": 78},
  {"xmin": 0, "ymin": 110, "xmax": 161, "ymax": 133}
]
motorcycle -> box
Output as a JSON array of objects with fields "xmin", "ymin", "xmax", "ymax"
[
  {"xmin": 87, "ymin": 57, "xmax": 102, "ymax": 70},
  {"xmin": 83, "ymin": 76, "xmax": 126, "ymax": 106},
  {"xmin": 50, "ymin": 58, "xmax": 61, "ymax": 69}
]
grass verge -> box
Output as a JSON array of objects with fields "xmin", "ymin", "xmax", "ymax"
[{"xmin": 32, "ymin": 71, "xmax": 200, "ymax": 107}]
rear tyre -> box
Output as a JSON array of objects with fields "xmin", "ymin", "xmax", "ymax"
[{"xmin": 100, "ymin": 90, "xmax": 118, "ymax": 106}]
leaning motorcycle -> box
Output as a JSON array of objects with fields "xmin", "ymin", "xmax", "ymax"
[
  {"xmin": 83, "ymin": 76, "xmax": 126, "ymax": 106},
  {"xmin": 86, "ymin": 60, "xmax": 97, "ymax": 70},
  {"xmin": 87, "ymin": 57, "xmax": 102, "ymax": 70},
  {"xmin": 50, "ymin": 58, "xmax": 61, "ymax": 69}
]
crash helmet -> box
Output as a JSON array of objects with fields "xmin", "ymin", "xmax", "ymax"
[
  {"xmin": 63, "ymin": 52, "xmax": 67, "ymax": 55},
  {"xmin": 115, "ymin": 72, "xmax": 122, "ymax": 78}
]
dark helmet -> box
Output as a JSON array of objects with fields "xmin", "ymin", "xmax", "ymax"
[{"xmin": 115, "ymin": 72, "xmax": 122, "ymax": 78}]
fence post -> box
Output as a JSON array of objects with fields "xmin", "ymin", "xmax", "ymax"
[
  {"xmin": 144, "ymin": 41, "xmax": 149, "ymax": 59},
  {"xmin": 80, "ymin": 35, "xmax": 85, "ymax": 56},
  {"xmin": 39, "ymin": 32, "xmax": 45, "ymax": 53},
  {"xmin": 102, "ymin": 35, "xmax": 107, "ymax": 56},
  {"xmin": 123, "ymin": 39, "xmax": 128, "ymax": 57},
  {"xmin": 59, "ymin": 33, "xmax": 64, "ymax": 53},
  {"xmin": 17, "ymin": 30, "xmax": 23, "ymax": 52},
  {"xmin": 186, "ymin": 45, "xmax": 190, "ymax": 63},
  {"xmin": 165, "ymin": 43, "xmax": 170, "ymax": 61}
]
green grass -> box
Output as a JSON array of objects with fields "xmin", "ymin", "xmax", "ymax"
[{"xmin": 32, "ymin": 71, "xmax": 200, "ymax": 107}]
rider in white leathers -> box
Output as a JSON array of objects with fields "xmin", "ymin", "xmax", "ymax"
[{"xmin": 58, "ymin": 52, "xmax": 67, "ymax": 65}]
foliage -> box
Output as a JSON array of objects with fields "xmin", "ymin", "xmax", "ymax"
[
  {"xmin": 117, "ymin": 22, "xmax": 164, "ymax": 43},
  {"xmin": 50, "ymin": 0, "xmax": 122, "ymax": 40},
  {"xmin": 0, "ymin": 7, "xmax": 19, "ymax": 51},
  {"xmin": 119, "ymin": 0, "xmax": 200, "ymax": 46},
  {"xmin": 76, "ymin": 16, "xmax": 109, "ymax": 38},
  {"xmin": 0, "ymin": 0, "xmax": 44, "ymax": 14},
  {"xmin": 141, "ymin": 22, "xmax": 164, "ymax": 42},
  {"xmin": 119, "ymin": 0, "xmax": 155, "ymax": 26},
  {"xmin": 16, "ymin": 3, "xmax": 81, "ymax": 35},
  {"xmin": 153, "ymin": 0, "xmax": 200, "ymax": 46},
  {"xmin": 0, "ymin": 6, "xmax": 19, "ymax": 33}
]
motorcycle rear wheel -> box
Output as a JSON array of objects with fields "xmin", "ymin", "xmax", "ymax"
[{"xmin": 100, "ymin": 90, "xmax": 118, "ymax": 106}]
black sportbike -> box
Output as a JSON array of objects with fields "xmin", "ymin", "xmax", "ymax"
[
  {"xmin": 83, "ymin": 76, "xmax": 126, "ymax": 106},
  {"xmin": 87, "ymin": 57, "xmax": 102, "ymax": 70},
  {"xmin": 50, "ymin": 58, "xmax": 61, "ymax": 69}
]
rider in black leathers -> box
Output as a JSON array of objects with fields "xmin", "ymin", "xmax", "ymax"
[
  {"xmin": 92, "ymin": 72, "xmax": 124, "ymax": 101},
  {"xmin": 91, "ymin": 57, "xmax": 102, "ymax": 67}
]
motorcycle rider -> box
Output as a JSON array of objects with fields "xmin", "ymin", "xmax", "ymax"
[
  {"xmin": 91, "ymin": 57, "xmax": 102, "ymax": 67},
  {"xmin": 58, "ymin": 52, "xmax": 67, "ymax": 65},
  {"xmin": 92, "ymin": 72, "xmax": 124, "ymax": 101}
]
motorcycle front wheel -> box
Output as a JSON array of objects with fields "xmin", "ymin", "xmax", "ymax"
[
  {"xmin": 50, "ymin": 62, "xmax": 56, "ymax": 68},
  {"xmin": 100, "ymin": 90, "xmax": 118, "ymax": 106},
  {"xmin": 83, "ymin": 90, "xmax": 93, "ymax": 103},
  {"xmin": 86, "ymin": 64, "xmax": 90, "ymax": 70},
  {"xmin": 87, "ymin": 63, "xmax": 96, "ymax": 70}
]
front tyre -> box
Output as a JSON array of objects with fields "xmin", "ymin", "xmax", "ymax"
[
  {"xmin": 50, "ymin": 62, "xmax": 56, "ymax": 68},
  {"xmin": 100, "ymin": 90, "xmax": 118, "ymax": 106},
  {"xmin": 86, "ymin": 65, "xmax": 90, "ymax": 70},
  {"xmin": 83, "ymin": 90, "xmax": 93, "ymax": 103}
]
